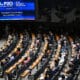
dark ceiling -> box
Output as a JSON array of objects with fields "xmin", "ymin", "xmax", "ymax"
[{"xmin": 38, "ymin": 0, "xmax": 80, "ymax": 8}]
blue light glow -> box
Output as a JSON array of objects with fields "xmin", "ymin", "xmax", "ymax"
[{"xmin": 0, "ymin": 0, "xmax": 36, "ymax": 20}]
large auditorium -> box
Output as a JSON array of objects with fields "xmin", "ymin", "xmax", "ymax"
[{"xmin": 0, "ymin": 0, "xmax": 80, "ymax": 80}]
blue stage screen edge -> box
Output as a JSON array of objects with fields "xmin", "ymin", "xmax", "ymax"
[{"xmin": 0, "ymin": 0, "xmax": 36, "ymax": 20}]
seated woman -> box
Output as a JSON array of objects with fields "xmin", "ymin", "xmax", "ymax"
[{"xmin": 22, "ymin": 56, "xmax": 31, "ymax": 66}]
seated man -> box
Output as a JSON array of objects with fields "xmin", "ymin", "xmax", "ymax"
[
  {"xmin": 13, "ymin": 47, "xmax": 21, "ymax": 57},
  {"xmin": 45, "ymin": 66, "xmax": 52, "ymax": 78}
]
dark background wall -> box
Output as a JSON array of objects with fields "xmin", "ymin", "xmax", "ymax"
[
  {"xmin": 0, "ymin": 21, "xmax": 80, "ymax": 35},
  {"xmin": 38, "ymin": 0, "xmax": 80, "ymax": 8},
  {"xmin": 38, "ymin": 0, "xmax": 80, "ymax": 23}
]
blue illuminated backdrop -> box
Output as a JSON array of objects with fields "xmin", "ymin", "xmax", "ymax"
[{"xmin": 0, "ymin": 0, "xmax": 36, "ymax": 20}]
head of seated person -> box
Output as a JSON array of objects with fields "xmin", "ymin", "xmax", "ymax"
[
  {"xmin": 70, "ymin": 55, "xmax": 75, "ymax": 61},
  {"xmin": 59, "ymin": 53, "xmax": 61, "ymax": 58},
  {"xmin": 47, "ymin": 66, "xmax": 51, "ymax": 71},
  {"xmin": 72, "ymin": 44, "xmax": 76, "ymax": 49},
  {"xmin": 47, "ymin": 50, "xmax": 51, "ymax": 55},
  {"xmin": 24, "ymin": 57, "xmax": 28, "ymax": 61},
  {"xmin": 69, "ymin": 61, "xmax": 74, "ymax": 68},
  {"xmin": 23, "ymin": 56, "xmax": 30, "ymax": 65},
  {"xmin": 6, "ymin": 57, "xmax": 10, "ymax": 62},
  {"xmin": 0, "ymin": 48, "xmax": 2, "ymax": 52},
  {"xmin": 76, "ymin": 42, "xmax": 80, "ymax": 47},
  {"xmin": 17, "ymin": 47, "xmax": 20, "ymax": 51},
  {"xmin": 54, "ymin": 59, "xmax": 59, "ymax": 67},
  {"xmin": 36, "ymin": 39, "xmax": 40, "ymax": 44},
  {"xmin": 7, "ymin": 42, "xmax": 11, "ymax": 46},
  {"xmin": 50, "ymin": 61, "xmax": 55, "ymax": 68},
  {"xmin": 16, "ymin": 47, "xmax": 21, "ymax": 55},
  {"xmin": 63, "ymin": 68, "xmax": 69, "ymax": 74},
  {"xmin": 58, "ymin": 74, "xmax": 65, "ymax": 80},
  {"xmin": 2, "ymin": 58, "xmax": 9, "ymax": 64},
  {"xmin": 8, "ymin": 40, "xmax": 11, "ymax": 44}
]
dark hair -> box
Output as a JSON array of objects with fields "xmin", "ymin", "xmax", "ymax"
[
  {"xmin": 17, "ymin": 48, "xmax": 20, "ymax": 51},
  {"xmin": 60, "ymin": 75, "xmax": 65, "ymax": 79},
  {"xmin": 25, "ymin": 57, "xmax": 28, "ymax": 60}
]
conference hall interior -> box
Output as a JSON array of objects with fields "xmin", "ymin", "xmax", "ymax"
[{"xmin": 0, "ymin": 0, "xmax": 80, "ymax": 80}]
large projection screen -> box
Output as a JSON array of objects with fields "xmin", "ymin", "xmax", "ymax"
[{"xmin": 0, "ymin": 0, "xmax": 36, "ymax": 20}]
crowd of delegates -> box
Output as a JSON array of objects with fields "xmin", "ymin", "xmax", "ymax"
[
  {"xmin": 0, "ymin": 31, "xmax": 80, "ymax": 80},
  {"xmin": 38, "ymin": 34, "xmax": 68, "ymax": 80},
  {"xmin": 58, "ymin": 41, "xmax": 80, "ymax": 80},
  {"xmin": 0, "ymin": 34, "xmax": 20, "ymax": 65},
  {"xmin": 0, "ymin": 34, "xmax": 15, "ymax": 56}
]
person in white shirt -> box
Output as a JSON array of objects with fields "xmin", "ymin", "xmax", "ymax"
[
  {"xmin": 58, "ymin": 77, "xmax": 63, "ymax": 80},
  {"xmin": 39, "ymin": 74, "xmax": 44, "ymax": 80},
  {"xmin": 59, "ymin": 53, "xmax": 65, "ymax": 66},
  {"xmin": 10, "ymin": 56, "xmax": 14, "ymax": 62}
]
